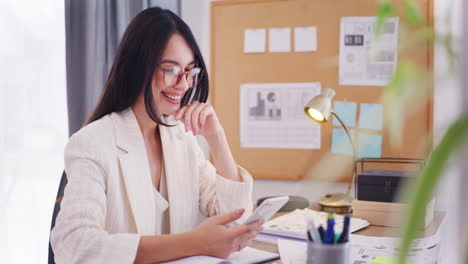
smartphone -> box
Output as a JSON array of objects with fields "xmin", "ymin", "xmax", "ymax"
[{"xmin": 243, "ymin": 196, "xmax": 289, "ymax": 224}]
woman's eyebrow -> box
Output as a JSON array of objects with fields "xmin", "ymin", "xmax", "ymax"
[{"xmin": 160, "ymin": 59, "xmax": 196, "ymax": 67}]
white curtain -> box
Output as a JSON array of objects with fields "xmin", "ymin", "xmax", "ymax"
[{"xmin": 0, "ymin": 1, "xmax": 67, "ymax": 263}]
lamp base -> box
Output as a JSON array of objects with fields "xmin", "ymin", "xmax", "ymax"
[{"xmin": 318, "ymin": 193, "xmax": 352, "ymax": 214}]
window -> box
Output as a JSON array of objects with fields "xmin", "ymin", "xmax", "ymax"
[{"xmin": 0, "ymin": 1, "xmax": 67, "ymax": 263}]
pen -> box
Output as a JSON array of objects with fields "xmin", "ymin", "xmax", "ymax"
[
  {"xmin": 324, "ymin": 214, "xmax": 335, "ymax": 244},
  {"xmin": 307, "ymin": 218, "xmax": 322, "ymax": 243},
  {"xmin": 337, "ymin": 215, "xmax": 350, "ymax": 243},
  {"xmin": 318, "ymin": 225, "xmax": 325, "ymax": 242},
  {"xmin": 306, "ymin": 228, "xmax": 313, "ymax": 241}
]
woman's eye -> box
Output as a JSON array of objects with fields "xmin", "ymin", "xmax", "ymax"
[
  {"xmin": 163, "ymin": 68, "xmax": 176, "ymax": 74},
  {"xmin": 163, "ymin": 66, "xmax": 182, "ymax": 74}
]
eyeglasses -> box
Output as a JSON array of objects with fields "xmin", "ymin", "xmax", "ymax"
[{"xmin": 160, "ymin": 64, "xmax": 202, "ymax": 88}]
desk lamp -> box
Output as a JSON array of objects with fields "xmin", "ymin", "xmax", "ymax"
[{"xmin": 304, "ymin": 88, "xmax": 356, "ymax": 213}]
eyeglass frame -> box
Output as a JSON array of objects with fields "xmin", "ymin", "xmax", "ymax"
[{"xmin": 159, "ymin": 63, "xmax": 203, "ymax": 89}]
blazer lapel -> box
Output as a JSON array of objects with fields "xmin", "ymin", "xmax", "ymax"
[{"xmin": 112, "ymin": 108, "xmax": 156, "ymax": 235}]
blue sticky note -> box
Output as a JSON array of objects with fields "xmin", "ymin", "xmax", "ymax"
[
  {"xmin": 358, "ymin": 133, "xmax": 382, "ymax": 158},
  {"xmin": 331, "ymin": 128, "xmax": 355, "ymax": 155},
  {"xmin": 359, "ymin": 103, "xmax": 383, "ymax": 130},
  {"xmin": 333, "ymin": 101, "xmax": 357, "ymax": 127}
]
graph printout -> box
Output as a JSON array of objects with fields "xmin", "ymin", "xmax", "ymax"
[{"xmin": 240, "ymin": 83, "xmax": 321, "ymax": 149}]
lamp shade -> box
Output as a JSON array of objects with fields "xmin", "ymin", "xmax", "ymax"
[{"xmin": 304, "ymin": 88, "xmax": 336, "ymax": 123}]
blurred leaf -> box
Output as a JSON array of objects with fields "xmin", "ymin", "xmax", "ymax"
[
  {"xmin": 466, "ymin": 243, "xmax": 468, "ymax": 264},
  {"xmin": 376, "ymin": 0, "xmax": 395, "ymax": 36},
  {"xmin": 398, "ymin": 115, "xmax": 468, "ymax": 264},
  {"xmin": 403, "ymin": 0, "xmax": 425, "ymax": 26},
  {"xmin": 398, "ymin": 27, "xmax": 435, "ymax": 55}
]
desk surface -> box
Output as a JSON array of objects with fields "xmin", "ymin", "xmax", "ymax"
[{"xmin": 249, "ymin": 210, "xmax": 445, "ymax": 264}]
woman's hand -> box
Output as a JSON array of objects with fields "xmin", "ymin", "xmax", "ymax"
[
  {"xmin": 174, "ymin": 102, "xmax": 222, "ymax": 138},
  {"xmin": 189, "ymin": 209, "xmax": 264, "ymax": 259}
]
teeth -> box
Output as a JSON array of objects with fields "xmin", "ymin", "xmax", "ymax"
[{"xmin": 162, "ymin": 92, "xmax": 181, "ymax": 100}]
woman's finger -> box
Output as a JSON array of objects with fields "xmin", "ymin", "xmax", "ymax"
[
  {"xmin": 198, "ymin": 104, "xmax": 211, "ymax": 131},
  {"xmin": 183, "ymin": 102, "xmax": 200, "ymax": 132},
  {"xmin": 174, "ymin": 105, "xmax": 189, "ymax": 120},
  {"xmin": 191, "ymin": 103, "xmax": 206, "ymax": 135}
]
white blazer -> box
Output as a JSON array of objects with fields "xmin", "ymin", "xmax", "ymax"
[{"xmin": 51, "ymin": 108, "xmax": 253, "ymax": 264}]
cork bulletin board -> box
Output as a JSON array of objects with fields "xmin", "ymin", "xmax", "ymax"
[{"xmin": 210, "ymin": 0, "xmax": 433, "ymax": 180}]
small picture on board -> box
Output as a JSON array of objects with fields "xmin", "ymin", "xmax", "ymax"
[{"xmin": 248, "ymin": 91, "xmax": 282, "ymax": 121}]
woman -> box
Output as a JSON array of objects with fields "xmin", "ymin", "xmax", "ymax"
[{"xmin": 51, "ymin": 7, "xmax": 261, "ymax": 264}]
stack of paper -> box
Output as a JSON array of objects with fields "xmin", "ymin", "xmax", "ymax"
[
  {"xmin": 261, "ymin": 209, "xmax": 369, "ymax": 240},
  {"xmin": 160, "ymin": 247, "xmax": 279, "ymax": 264}
]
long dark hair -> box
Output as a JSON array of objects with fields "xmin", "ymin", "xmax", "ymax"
[{"xmin": 85, "ymin": 7, "xmax": 209, "ymax": 126}]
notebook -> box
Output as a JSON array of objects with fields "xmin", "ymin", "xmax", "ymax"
[
  {"xmin": 260, "ymin": 208, "xmax": 369, "ymax": 240},
  {"xmin": 160, "ymin": 247, "xmax": 279, "ymax": 264}
]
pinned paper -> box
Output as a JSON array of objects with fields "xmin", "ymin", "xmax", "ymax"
[
  {"xmin": 244, "ymin": 28, "xmax": 266, "ymax": 53},
  {"xmin": 269, "ymin": 28, "xmax": 291, "ymax": 52},
  {"xmin": 359, "ymin": 103, "xmax": 383, "ymax": 130},
  {"xmin": 331, "ymin": 128, "xmax": 355, "ymax": 155},
  {"xmin": 358, "ymin": 132, "xmax": 382, "ymax": 158},
  {"xmin": 294, "ymin": 27, "xmax": 317, "ymax": 52},
  {"xmin": 333, "ymin": 101, "xmax": 357, "ymax": 127}
]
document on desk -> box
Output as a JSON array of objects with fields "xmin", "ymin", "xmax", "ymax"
[
  {"xmin": 260, "ymin": 209, "xmax": 369, "ymax": 240},
  {"xmin": 276, "ymin": 233, "xmax": 441, "ymax": 264},
  {"xmin": 278, "ymin": 239, "xmax": 307, "ymax": 264},
  {"xmin": 349, "ymin": 233, "xmax": 441, "ymax": 264},
  {"xmin": 240, "ymin": 82, "xmax": 321, "ymax": 149},
  {"xmin": 339, "ymin": 17, "xmax": 399, "ymax": 86},
  {"xmin": 159, "ymin": 246, "xmax": 279, "ymax": 264}
]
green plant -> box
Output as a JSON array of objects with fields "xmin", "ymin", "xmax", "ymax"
[{"xmin": 375, "ymin": 0, "xmax": 468, "ymax": 263}]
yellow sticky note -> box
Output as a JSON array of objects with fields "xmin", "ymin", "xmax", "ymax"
[{"xmin": 371, "ymin": 256, "xmax": 410, "ymax": 264}]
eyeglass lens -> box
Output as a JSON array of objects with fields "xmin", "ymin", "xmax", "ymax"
[{"xmin": 163, "ymin": 66, "xmax": 201, "ymax": 88}]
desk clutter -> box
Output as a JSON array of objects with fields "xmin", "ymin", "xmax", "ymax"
[
  {"xmin": 260, "ymin": 208, "xmax": 369, "ymax": 240},
  {"xmin": 256, "ymin": 208, "xmax": 442, "ymax": 263},
  {"xmin": 276, "ymin": 232, "xmax": 441, "ymax": 264}
]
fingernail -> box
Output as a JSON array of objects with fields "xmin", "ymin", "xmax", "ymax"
[{"xmin": 235, "ymin": 209, "xmax": 245, "ymax": 215}]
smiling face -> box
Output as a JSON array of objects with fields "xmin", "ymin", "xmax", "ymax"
[{"xmin": 152, "ymin": 33, "xmax": 196, "ymax": 116}]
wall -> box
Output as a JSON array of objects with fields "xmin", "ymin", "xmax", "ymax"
[
  {"xmin": 181, "ymin": 0, "xmax": 464, "ymax": 260},
  {"xmin": 432, "ymin": 0, "xmax": 463, "ymax": 262}
]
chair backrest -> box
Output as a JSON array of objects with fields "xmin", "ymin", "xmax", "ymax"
[{"xmin": 48, "ymin": 171, "xmax": 68, "ymax": 264}]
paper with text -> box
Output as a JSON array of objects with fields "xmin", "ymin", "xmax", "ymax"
[{"xmin": 339, "ymin": 17, "xmax": 399, "ymax": 86}]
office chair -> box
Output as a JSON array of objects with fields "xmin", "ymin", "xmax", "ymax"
[{"xmin": 48, "ymin": 171, "xmax": 68, "ymax": 264}]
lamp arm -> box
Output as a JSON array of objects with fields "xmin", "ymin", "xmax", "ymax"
[{"xmin": 331, "ymin": 112, "xmax": 357, "ymax": 199}]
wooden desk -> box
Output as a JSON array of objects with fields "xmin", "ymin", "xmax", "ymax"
[{"xmin": 249, "ymin": 210, "xmax": 445, "ymax": 264}]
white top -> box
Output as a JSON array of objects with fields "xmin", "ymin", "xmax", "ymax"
[{"xmin": 153, "ymin": 164, "xmax": 170, "ymax": 235}]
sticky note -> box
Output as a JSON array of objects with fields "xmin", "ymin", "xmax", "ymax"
[
  {"xmin": 269, "ymin": 27, "xmax": 291, "ymax": 52},
  {"xmin": 359, "ymin": 103, "xmax": 383, "ymax": 130},
  {"xmin": 294, "ymin": 26, "xmax": 317, "ymax": 52},
  {"xmin": 371, "ymin": 256, "xmax": 410, "ymax": 264},
  {"xmin": 244, "ymin": 28, "xmax": 266, "ymax": 53},
  {"xmin": 331, "ymin": 128, "xmax": 355, "ymax": 155},
  {"xmin": 333, "ymin": 101, "xmax": 357, "ymax": 127},
  {"xmin": 358, "ymin": 132, "xmax": 382, "ymax": 158}
]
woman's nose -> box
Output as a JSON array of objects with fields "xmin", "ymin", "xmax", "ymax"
[{"xmin": 174, "ymin": 74, "xmax": 190, "ymax": 91}]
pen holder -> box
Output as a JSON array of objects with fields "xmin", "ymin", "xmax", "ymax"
[{"xmin": 307, "ymin": 241, "xmax": 350, "ymax": 264}]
